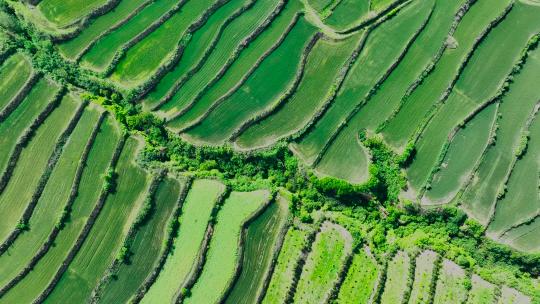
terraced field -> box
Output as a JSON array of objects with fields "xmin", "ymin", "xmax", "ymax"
[{"xmin": 2, "ymin": 0, "xmax": 540, "ymax": 302}]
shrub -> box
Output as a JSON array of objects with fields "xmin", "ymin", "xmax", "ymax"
[{"xmin": 102, "ymin": 168, "xmax": 117, "ymax": 193}]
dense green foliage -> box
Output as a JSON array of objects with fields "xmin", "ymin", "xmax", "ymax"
[{"xmin": 1, "ymin": 0, "xmax": 540, "ymax": 302}]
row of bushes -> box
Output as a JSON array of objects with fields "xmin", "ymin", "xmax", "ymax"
[
  {"xmin": 0, "ymin": 72, "xmax": 42, "ymax": 122},
  {"xmin": 0, "ymin": 111, "xmax": 105, "ymax": 297},
  {"xmin": 163, "ymin": 4, "xmax": 289, "ymax": 123},
  {"xmin": 129, "ymin": 176, "xmax": 193, "ymax": 304},
  {"xmin": 89, "ymin": 169, "xmax": 166, "ymax": 303},
  {"xmin": 228, "ymin": 33, "xmax": 322, "ymax": 142},
  {"xmin": 0, "ymin": 98, "xmax": 87, "ymax": 256},
  {"xmin": 375, "ymin": 0, "xmax": 477, "ymax": 134},
  {"xmin": 32, "ymin": 135, "xmax": 126, "ymax": 303},
  {"xmin": 338, "ymin": 0, "xmax": 408, "ymax": 35},
  {"xmin": 7, "ymin": 2, "xmax": 540, "ymax": 300},
  {"xmin": 326, "ymin": 242, "xmax": 362, "ymax": 302},
  {"xmin": 218, "ymin": 192, "xmax": 276, "ymax": 303},
  {"xmin": 128, "ymin": 0, "xmax": 255, "ymax": 104},
  {"xmin": 311, "ymin": 4, "xmax": 434, "ymax": 170},
  {"xmin": 424, "ymin": 30, "xmax": 540, "ymax": 197},
  {"xmin": 71, "ymin": 0, "xmax": 154, "ymax": 62},
  {"xmin": 142, "ymin": 0, "xmax": 254, "ymax": 110},
  {"xmin": 0, "ymin": 71, "xmax": 40, "ymax": 123},
  {"xmin": 97, "ymin": 0, "xmax": 190, "ymax": 78},
  {"xmin": 176, "ymin": 11, "xmax": 301, "ymax": 133},
  {"xmin": 288, "ymin": 26, "xmax": 371, "ymax": 145},
  {"xmin": 176, "ymin": 185, "xmax": 232, "ymax": 302},
  {"xmin": 254, "ymin": 209, "xmax": 293, "ymax": 303},
  {"xmin": 283, "ymin": 218, "xmax": 323, "ymax": 303},
  {"xmin": 0, "ymin": 86, "xmax": 64, "ymax": 195},
  {"xmin": 370, "ymin": 251, "xmax": 392, "ymax": 304},
  {"xmin": 406, "ymin": 0, "xmax": 515, "ymax": 156}
]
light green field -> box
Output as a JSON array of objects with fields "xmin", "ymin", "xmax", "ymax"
[
  {"xmin": 44, "ymin": 136, "xmax": 149, "ymax": 303},
  {"xmin": 355, "ymin": 0, "xmax": 465, "ymax": 133},
  {"xmin": 235, "ymin": 31, "xmax": 361, "ymax": 149},
  {"xmin": 0, "ymin": 104, "xmax": 100, "ymax": 288},
  {"xmin": 293, "ymin": 222, "xmax": 352, "ymax": 303},
  {"xmin": 423, "ymin": 103, "xmax": 497, "ymax": 205},
  {"xmin": 57, "ymin": 0, "xmax": 149, "ymax": 59},
  {"xmin": 184, "ymin": 190, "xmax": 270, "ymax": 304},
  {"xmin": 185, "ymin": 18, "xmax": 317, "ymax": 144},
  {"xmin": 110, "ymin": 0, "xmax": 215, "ymax": 86},
  {"xmin": 0, "ymin": 79, "xmax": 58, "ymax": 176},
  {"xmin": 466, "ymin": 274, "xmax": 496, "ymax": 304},
  {"xmin": 141, "ymin": 0, "xmax": 249, "ymax": 110},
  {"xmin": 0, "ymin": 92, "xmax": 77, "ymax": 243},
  {"xmin": 158, "ymin": 0, "xmax": 281, "ymax": 118},
  {"xmin": 314, "ymin": 0, "xmax": 461, "ymax": 184},
  {"xmin": 99, "ymin": 176, "xmax": 183, "ymax": 304},
  {"xmin": 433, "ymin": 259, "xmax": 468, "ymax": 304},
  {"xmin": 166, "ymin": 0, "xmax": 302, "ymax": 130},
  {"xmin": 293, "ymin": 0, "xmax": 432, "ymax": 165},
  {"xmin": 371, "ymin": 0, "xmax": 395, "ymax": 10},
  {"xmin": 309, "ymin": 0, "xmax": 335, "ymax": 12},
  {"xmin": 408, "ymin": 250, "xmax": 437, "ymax": 304},
  {"xmin": 0, "ymin": 116, "xmax": 119, "ymax": 304},
  {"xmin": 336, "ymin": 248, "xmax": 379, "ymax": 304},
  {"xmin": 380, "ymin": 0, "xmax": 513, "ymax": 150},
  {"xmin": 141, "ymin": 179, "xmax": 225, "ymax": 304},
  {"xmin": 487, "ymin": 111, "xmax": 540, "ymax": 236},
  {"xmin": 38, "ymin": 0, "xmax": 108, "ymax": 27},
  {"xmin": 380, "ymin": 251, "xmax": 411, "ymax": 304},
  {"xmin": 262, "ymin": 227, "xmax": 308, "ymax": 304},
  {"xmin": 0, "ymin": 53, "xmax": 32, "ymax": 110},
  {"xmin": 461, "ymin": 46, "xmax": 540, "ymax": 223},
  {"xmin": 325, "ymin": 0, "xmax": 370, "ymax": 31},
  {"xmin": 498, "ymin": 286, "xmax": 531, "ymax": 304},
  {"xmin": 500, "ymin": 217, "xmax": 540, "ymax": 253},
  {"xmin": 225, "ymin": 194, "xmax": 289, "ymax": 304},
  {"xmin": 406, "ymin": 1, "xmax": 540, "ymax": 192},
  {"xmin": 314, "ymin": 125, "xmax": 370, "ymax": 184},
  {"xmin": 80, "ymin": 0, "xmax": 179, "ymax": 72}
]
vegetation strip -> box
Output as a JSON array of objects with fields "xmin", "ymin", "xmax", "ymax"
[
  {"xmin": 287, "ymin": 30, "xmax": 369, "ymax": 146},
  {"xmin": 157, "ymin": 0, "xmax": 288, "ymax": 116},
  {"xmin": 97, "ymin": 0, "xmax": 190, "ymax": 77},
  {"xmin": 0, "ymin": 86, "xmax": 64, "ymax": 195},
  {"xmin": 32, "ymin": 134, "xmax": 127, "ymax": 304},
  {"xmin": 253, "ymin": 208, "xmax": 292, "ymax": 303},
  {"xmin": 89, "ymin": 169, "xmax": 167, "ymax": 303},
  {"xmin": 283, "ymin": 219, "xmax": 323, "ymax": 303},
  {"xmin": 425, "ymin": 31, "xmax": 540, "ymax": 199},
  {"xmin": 228, "ymin": 33, "xmax": 322, "ymax": 142},
  {"xmin": 216, "ymin": 192, "xmax": 275, "ymax": 303},
  {"xmin": 45, "ymin": 0, "xmax": 124, "ymax": 42},
  {"xmin": 71, "ymin": 0, "xmax": 154, "ymax": 62},
  {"xmin": 128, "ymin": 0, "xmax": 233, "ymax": 100},
  {"xmin": 177, "ymin": 14, "xmax": 302, "ymax": 134},
  {"xmin": 0, "ymin": 97, "xmax": 87, "ymax": 254},
  {"xmin": 140, "ymin": 0, "xmax": 259, "ymax": 107},
  {"xmin": 408, "ymin": 2, "xmax": 515, "ymax": 149},
  {"xmin": 0, "ymin": 111, "xmax": 106, "ymax": 297},
  {"xmin": 0, "ymin": 72, "xmax": 41, "ymax": 123},
  {"xmin": 289, "ymin": 0, "xmax": 419, "ymax": 149},
  {"xmin": 174, "ymin": 186, "xmax": 232, "ymax": 303},
  {"xmin": 311, "ymin": 4, "xmax": 434, "ymax": 168},
  {"xmin": 420, "ymin": 102, "xmax": 500, "ymax": 200},
  {"xmin": 337, "ymin": 0, "xmax": 409, "ymax": 34},
  {"xmin": 376, "ymin": 0, "xmax": 478, "ymax": 133},
  {"xmin": 326, "ymin": 243, "xmax": 361, "ymax": 303},
  {"xmin": 129, "ymin": 176, "xmax": 193, "ymax": 304}
]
